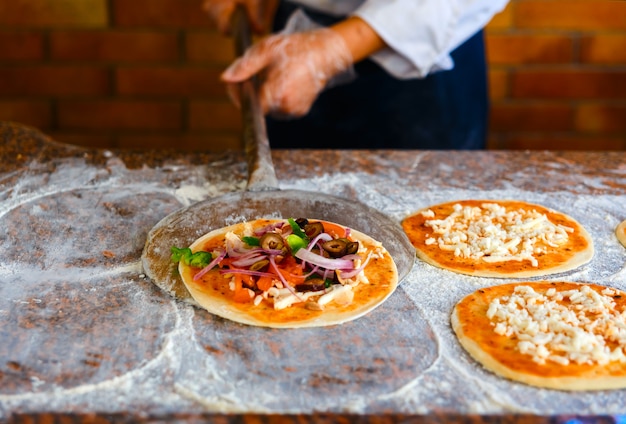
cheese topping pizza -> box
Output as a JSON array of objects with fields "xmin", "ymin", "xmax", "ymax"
[
  {"xmin": 402, "ymin": 200, "xmax": 594, "ymax": 278},
  {"xmin": 452, "ymin": 281, "xmax": 626, "ymax": 390}
]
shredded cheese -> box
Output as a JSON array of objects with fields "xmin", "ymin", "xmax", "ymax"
[
  {"xmin": 487, "ymin": 285, "xmax": 626, "ymax": 366},
  {"xmin": 424, "ymin": 203, "xmax": 573, "ymax": 266},
  {"xmin": 269, "ymin": 287, "xmax": 326, "ymax": 310}
]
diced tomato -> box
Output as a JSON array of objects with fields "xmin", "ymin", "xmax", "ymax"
[
  {"xmin": 232, "ymin": 274, "xmax": 254, "ymax": 303},
  {"xmin": 219, "ymin": 257, "xmax": 236, "ymax": 267},
  {"xmin": 256, "ymin": 275, "xmax": 274, "ymax": 292},
  {"xmin": 273, "ymin": 256, "xmax": 305, "ymax": 284}
]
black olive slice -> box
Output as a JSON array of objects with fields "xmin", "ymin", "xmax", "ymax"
[
  {"xmin": 249, "ymin": 259, "xmax": 269, "ymax": 271},
  {"xmin": 345, "ymin": 241, "xmax": 359, "ymax": 255},
  {"xmin": 296, "ymin": 278, "xmax": 326, "ymax": 292},
  {"xmin": 304, "ymin": 221, "xmax": 324, "ymax": 239},
  {"xmin": 322, "ymin": 239, "xmax": 348, "ymax": 258},
  {"xmin": 259, "ymin": 233, "xmax": 285, "ymax": 251},
  {"xmin": 295, "ymin": 218, "xmax": 309, "ymax": 228}
]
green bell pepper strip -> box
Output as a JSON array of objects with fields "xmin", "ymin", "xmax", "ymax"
[
  {"xmin": 287, "ymin": 218, "xmax": 308, "ymax": 239},
  {"xmin": 286, "ymin": 234, "xmax": 307, "ymax": 254},
  {"xmin": 242, "ymin": 236, "xmax": 260, "ymax": 246},
  {"xmin": 170, "ymin": 246, "xmax": 213, "ymax": 269}
]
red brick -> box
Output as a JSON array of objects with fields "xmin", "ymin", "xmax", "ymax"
[
  {"xmin": 47, "ymin": 132, "xmax": 116, "ymax": 149},
  {"xmin": 486, "ymin": 34, "xmax": 573, "ymax": 65},
  {"xmin": 50, "ymin": 31, "xmax": 180, "ymax": 62},
  {"xmin": 0, "ymin": 100, "xmax": 52, "ymax": 128},
  {"xmin": 0, "ymin": 0, "xmax": 108, "ymax": 28},
  {"xmin": 116, "ymin": 67, "xmax": 226, "ymax": 96},
  {"xmin": 486, "ymin": 2, "xmax": 514, "ymax": 31},
  {"xmin": 488, "ymin": 69, "xmax": 509, "ymax": 101},
  {"xmin": 188, "ymin": 100, "xmax": 241, "ymax": 131},
  {"xmin": 58, "ymin": 100, "xmax": 182, "ymax": 130},
  {"xmin": 489, "ymin": 134, "xmax": 626, "ymax": 150},
  {"xmin": 511, "ymin": 69, "xmax": 626, "ymax": 100},
  {"xmin": 0, "ymin": 31, "xmax": 44, "ymax": 60},
  {"xmin": 575, "ymin": 104, "xmax": 626, "ymax": 133},
  {"xmin": 116, "ymin": 133, "xmax": 242, "ymax": 151},
  {"xmin": 112, "ymin": 0, "xmax": 211, "ymax": 28},
  {"xmin": 0, "ymin": 66, "xmax": 110, "ymax": 96},
  {"xmin": 581, "ymin": 35, "xmax": 626, "ymax": 64},
  {"xmin": 515, "ymin": 0, "xmax": 626, "ymax": 31},
  {"xmin": 186, "ymin": 31, "xmax": 236, "ymax": 64},
  {"xmin": 490, "ymin": 103, "xmax": 573, "ymax": 132}
]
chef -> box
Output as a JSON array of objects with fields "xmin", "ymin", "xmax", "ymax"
[{"xmin": 203, "ymin": 0, "xmax": 510, "ymax": 149}]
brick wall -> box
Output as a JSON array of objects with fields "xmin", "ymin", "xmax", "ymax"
[
  {"xmin": 0, "ymin": 0, "xmax": 625, "ymax": 151},
  {"xmin": 486, "ymin": 0, "xmax": 626, "ymax": 150}
]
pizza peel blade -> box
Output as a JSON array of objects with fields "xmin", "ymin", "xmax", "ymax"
[{"xmin": 140, "ymin": 6, "xmax": 415, "ymax": 303}]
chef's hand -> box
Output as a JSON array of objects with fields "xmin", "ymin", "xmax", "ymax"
[
  {"xmin": 221, "ymin": 28, "xmax": 353, "ymax": 118},
  {"xmin": 202, "ymin": 0, "xmax": 275, "ymax": 35}
]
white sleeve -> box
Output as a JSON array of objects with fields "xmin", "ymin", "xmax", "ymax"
[{"xmin": 352, "ymin": 0, "xmax": 510, "ymax": 79}]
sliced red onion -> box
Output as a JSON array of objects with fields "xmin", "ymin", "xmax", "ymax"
[
  {"xmin": 300, "ymin": 233, "xmax": 332, "ymax": 270},
  {"xmin": 307, "ymin": 233, "xmax": 332, "ymax": 250},
  {"xmin": 323, "ymin": 268, "xmax": 333, "ymax": 280},
  {"xmin": 338, "ymin": 252, "xmax": 372, "ymax": 279},
  {"xmin": 269, "ymin": 255, "xmax": 302, "ymax": 300},
  {"xmin": 220, "ymin": 269, "xmax": 274, "ymax": 278},
  {"xmin": 295, "ymin": 248, "xmax": 354, "ymax": 270},
  {"xmin": 226, "ymin": 244, "xmax": 250, "ymax": 258},
  {"xmin": 302, "ymin": 266, "xmax": 319, "ymax": 279},
  {"xmin": 193, "ymin": 250, "xmax": 227, "ymax": 281},
  {"xmin": 263, "ymin": 248, "xmax": 285, "ymax": 256},
  {"xmin": 227, "ymin": 244, "xmax": 281, "ymax": 258},
  {"xmin": 232, "ymin": 253, "xmax": 267, "ymax": 267},
  {"xmin": 253, "ymin": 222, "xmax": 285, "ymax": 236}
]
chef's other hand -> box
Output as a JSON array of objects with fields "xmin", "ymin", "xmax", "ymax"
[
  {"xmin": 202, "ymin": 0, "xmax": 275, "ymax": 35},
  {"xmin": 221, "ymin": 29, "xmax": 353, "ymax": 118}
]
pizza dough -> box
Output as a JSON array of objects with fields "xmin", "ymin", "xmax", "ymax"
[
  {"xmin": 616, "ymin": 220, "xmax": 626, "ymax": 248},
  {"xmin": 452, "ymin": 281, "xmax": 626, "ymax": 390},
  {"xmin": 177, "ymin": 218, "xmax": 398, "ymax": 328},
  {"xmin": 401, "ymin": 200, "xmax": 594, "ymax": 278}
]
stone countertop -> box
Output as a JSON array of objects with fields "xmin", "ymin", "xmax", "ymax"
[{"xmin": 1, "ymin": 121, "xmax": 626, "ymax": 422}]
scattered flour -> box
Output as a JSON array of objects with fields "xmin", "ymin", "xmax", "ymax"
[{"xmin": 1, "ymin": 150, "xmax": 625, "ymax": 418}]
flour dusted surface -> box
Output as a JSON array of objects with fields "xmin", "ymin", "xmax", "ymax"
[{"xmin": 1, "ymin": 137, "xmax": 626, "ymax": 417}]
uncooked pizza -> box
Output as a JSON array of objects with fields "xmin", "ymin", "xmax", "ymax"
[
  {"xmin": 172, "ymin": 218, "xmax": 398, "ymax": 328},
  {"xmin": 401, "ymin": 200, "xmax": 594, "ymax": 278},
  {"xmin": 616, "ymin": 220, "xmax": 626, "ymax": 248},
  {"xmin": 452, "ymin": 281, "xmax": 626, "ymax": 390}
]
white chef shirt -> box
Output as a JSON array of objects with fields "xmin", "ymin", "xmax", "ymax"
[{"xmin": 288, "ymin": 0, "xmax": 510, "ymax": 79}]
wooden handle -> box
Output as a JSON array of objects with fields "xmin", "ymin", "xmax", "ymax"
[{"xmin": 231, "ymin": 5, "xmax": 278, "ymax": 192}]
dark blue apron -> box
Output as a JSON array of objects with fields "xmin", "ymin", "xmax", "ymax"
[{"xmin": 266, "ymin": 1, "xmax": 488, "ymax": 149}]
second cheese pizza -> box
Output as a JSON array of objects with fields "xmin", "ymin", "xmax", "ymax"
[{"xmin": 402, "ymin": 200, "xmax": 594, "ymax": 278}]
